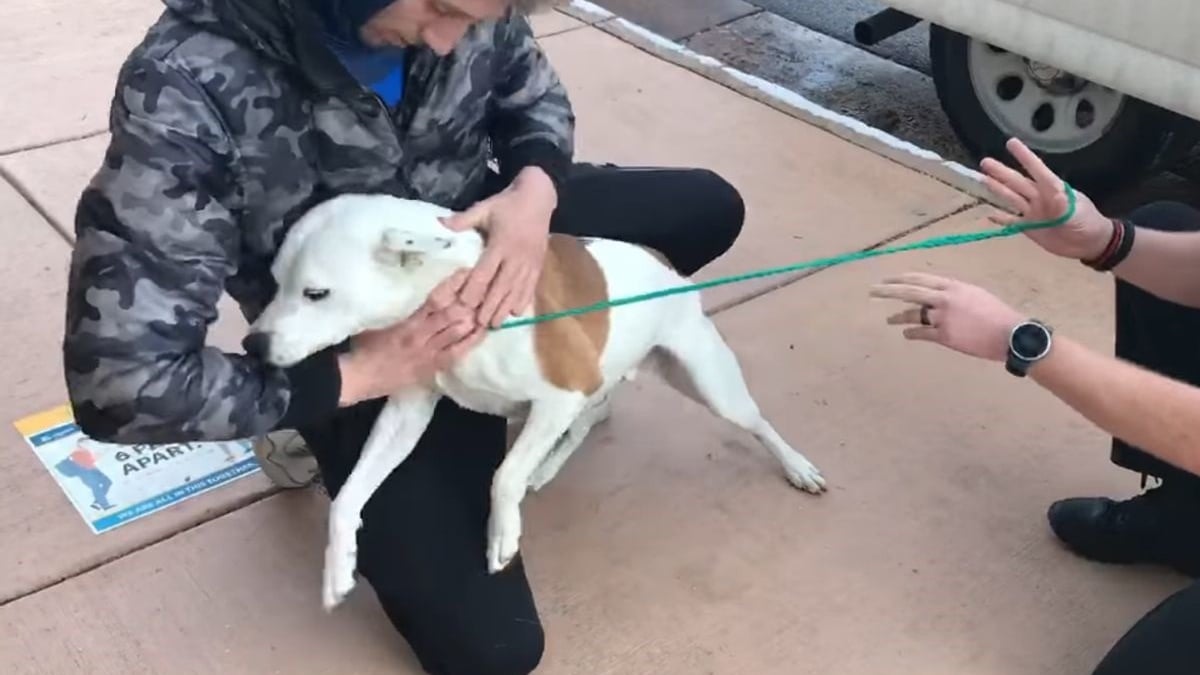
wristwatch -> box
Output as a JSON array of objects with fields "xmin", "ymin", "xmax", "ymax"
[{"xmin": 1006, "ymin": 319, "xmax": 1054, "ymax": 377}]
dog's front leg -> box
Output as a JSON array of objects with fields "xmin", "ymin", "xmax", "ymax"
[
  {"xmin": 323, "ymin": 387, "xmax": 440, "ymax": 611},
  {"xmin": 488, "ymin": 393, "xmax": 587, "ymax": 574},
  {"xmin": 528, "ymin": 391, "xmax": 614, "ymax": 492}
]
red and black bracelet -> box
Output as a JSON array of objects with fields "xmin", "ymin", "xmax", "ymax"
[{"xmin": 1082, "ymin": 218, "xmax": 1135, "ymax": 271}]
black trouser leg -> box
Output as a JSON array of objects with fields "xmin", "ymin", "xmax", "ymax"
[
  {"xmin": 296, "ymin": 162, "xmax": 744, "ymax": 674},
  {"xmin": 481, "ymin": 161, "xmax": 745, "ymax": 274},
  {"xmin": 1110, "ymin": 201, "xmax": 1200, "ymax": 490},
  {"xmin": 548, "ymin": 162, "xmax": 745, "ymax": 275},
  {"xmin": 1091, "ymin": 581, "xmax": 1200, "ymax": 675},
  {"xmin": 299, "ymin": 399, "xmax": 543, "ymax": 675}
]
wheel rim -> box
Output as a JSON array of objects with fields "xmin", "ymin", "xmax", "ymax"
[{"xmin": 966, "ymin": 39, "xmax": 1125, "ymax": 153}]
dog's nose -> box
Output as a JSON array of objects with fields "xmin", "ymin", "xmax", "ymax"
[{"xmin": 243, "ymin": 331, "xmax": 272, "ymax": 360}]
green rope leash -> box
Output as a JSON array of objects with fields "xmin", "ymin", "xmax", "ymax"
[{"xmin": 495, "ymin": 182, "xmax": 1077, "ymax": 330}]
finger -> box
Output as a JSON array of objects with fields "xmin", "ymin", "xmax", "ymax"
[
  {"xmin": 869, "ymin": 283, "xmax": 944, "ymax": 307},
  {"xmin": 1005, "ymin": 137, "xmax": 1064, "ymax": 192},
  {"xmin": 492, "ymin": 266, "xmax": 537, "ymax": 326},
  {"xmin": 478, "ymin": 263, "xmax": 517, "ymax": 326},
  {"xmin": 886, "ymin": 307, "xmax": 925, "ymax": 326},
  {"xmin": 902, "ymin": 326, "xmax": 939, "ymax": 342},
  {"xmin": 430, "ymin": 328, "xmax": 486, "ymax": 372},
  {"xmin": 980, "ymin": 156, "xmax": 1039, "ymax": 204},
  {"xmin": 440, "ymin": 201, "xmax": 490, "ymax": 232},
  {"xmin": 440, "ymin": 303, "xmax": 476, "ymax": 326},
  {"xmin": 986, "ymin": 211, "xmax": 1018, "ymax": 226},
  {"xmin": 427, "ymin": 269, "xmax": 471, "ymax": 310},
  {"xmin": 404, "ymin": 307, "xmax": 456, "ymax": 346},
  {"xmin": 511, "ymin": 267, "xmax": 538, "ymax": 318},
  {"xmin": 443, "ymin": 327, "xmax": 486, "ymax": 363},
  {"xmin": 459, "ymin": 251, "xmax": 503, "ymax": 308},
  {"xmin": 405, "ymin": 302, "xmax": 436, "ymax": 324},
  {"xmin": 399, "ymin": 295, "xmax": 450, "ymax": 334},
  {"xmin": 982, "ymin": 175, "xmax": 1031, "ymax": 216},
  {"xmin": 427, "ymin": 317, "xmax": 477, "ymax": 351}
]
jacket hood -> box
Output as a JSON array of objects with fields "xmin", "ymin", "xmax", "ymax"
[
  {"xmin": 162, "ymin": 0, "xmax": 302, "ymax": 64},
  {"xmin": 160, "ymin": 0, "xmax": 381, "ymax": 94}
]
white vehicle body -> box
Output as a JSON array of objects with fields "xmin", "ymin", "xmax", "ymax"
[{"xmin": 859, "ymin": 0, "xmax": 1200, "ymax": 192}]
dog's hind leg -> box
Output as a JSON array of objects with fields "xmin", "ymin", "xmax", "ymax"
[
  {"xmin": 489, "ymin": 392, "xmax": 588, "ymax": 573},
  {"xmin": 322, "ymin": 388, "xmax": 440, "ymax": 611},
  {"xmin": 528, "ymin": 391, "xmax": 613, "ymax": 492},
  {"xmin": 655, "ymin": 315, "xmax": 826, "ymax": 494}
]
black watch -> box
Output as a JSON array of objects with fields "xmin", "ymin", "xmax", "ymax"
[{"xmin": 1005, "ymin": 319, "xmax": 1054, "ymax": 377}]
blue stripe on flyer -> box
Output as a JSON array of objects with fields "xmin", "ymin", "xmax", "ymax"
[
  {"xmin": 91, "ymin": 457, "xmax": 261, "ymax": 533},
  {"xmin": 30, "ymin": 423, "xmax": 81, "ymax": 448}
]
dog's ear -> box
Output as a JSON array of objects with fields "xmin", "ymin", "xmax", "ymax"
[{"xmin": 375, "ymin": 228, "xmax": 453, "ymax": 267}]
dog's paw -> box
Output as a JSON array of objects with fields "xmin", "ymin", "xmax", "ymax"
[
  {"xmin": 486, "ymin": 510, "xmax": 522, "ymax": 574},
  {"xmin": 784, "ymin": 458, "xmax": 827, "ymax": 495},
  {"xmin": 321, "ymin": 540, "xmax": 359, "ymax": 611}
]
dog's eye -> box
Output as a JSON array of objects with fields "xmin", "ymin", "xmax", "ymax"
[{"xmin": 303, "ymin": 288, "xmax": 330, "ymax": 301}]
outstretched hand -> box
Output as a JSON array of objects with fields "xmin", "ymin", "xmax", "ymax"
[
  {"xmin": 870, "ymin": 272, "xmax": 1023, "ymax": 362},
  {"xmin": 981, "ymin": 138, "xmax": 1112, "ymax": 261}
]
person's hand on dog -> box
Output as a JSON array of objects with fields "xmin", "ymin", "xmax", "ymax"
[
  {"xmin": 981, "ymin": 137, "xmax": 1111, "ymax": 261},
  {"xmin": 870, "ymin": 272, "xmax": 1023, "ymax": 362},
  {"xmin": 338, "ymin": 271, "xmax": 484, "ymax": 405},
  {"xmin": 442, "ymin": 166, "xmax": 557, "ymax": 328}
]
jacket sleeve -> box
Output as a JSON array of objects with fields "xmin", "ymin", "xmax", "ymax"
[
  {"xmin": 488, "ymin": 10, "xmax": 576, "ymax": 191},
  {"xmin": 63, "ymin": 58, "xmax": 342, "ymax": 445}
]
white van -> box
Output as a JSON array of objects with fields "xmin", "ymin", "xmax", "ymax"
[{"xmin": 853, "ymin": 0, "xmax": 1200, "ymax": 193}]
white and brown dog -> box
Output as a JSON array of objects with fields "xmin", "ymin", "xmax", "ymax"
[{"xmin": 249, "ymin": 193, "xmax": 827, "ymax": 611}]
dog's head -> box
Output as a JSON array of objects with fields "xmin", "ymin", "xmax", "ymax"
[{"xmin": 246, "ymin": 193, "xmax": 477, "ymax": 368}]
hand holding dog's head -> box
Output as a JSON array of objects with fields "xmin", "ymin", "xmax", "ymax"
[{"xmin": 247, "ymin": 195, "xmax": 470, "ymax": 367}]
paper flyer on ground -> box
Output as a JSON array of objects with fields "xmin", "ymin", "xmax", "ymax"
[{"xmin": 14, "ymin": 404, "xmax": 261, "ymax": 534}]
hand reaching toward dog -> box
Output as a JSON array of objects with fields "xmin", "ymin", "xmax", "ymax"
[
  {"xmin": 981, "ymin": 137, "xmax": 1112, "ymax": 261},
  {"xmin": 870, "ymin": 272, "xmax": 1023, "ymax": 362},
  {"xmin": 442, "ymin": 166, "xmax": 557, "ymax": 328},
  {"xmin": 337, "ymin": 271, "xmax": 484, "ymax": 406}
]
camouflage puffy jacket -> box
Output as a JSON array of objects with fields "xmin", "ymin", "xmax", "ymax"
[{"xmin": 63, "ymin": 0, "xmax": 575, "ymax": 443}]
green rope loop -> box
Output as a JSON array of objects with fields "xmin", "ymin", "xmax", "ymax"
[{"xmin": 494, "ymin": 182, "xmax": 1078, "ymax": 330}]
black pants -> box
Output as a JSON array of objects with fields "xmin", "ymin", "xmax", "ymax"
[
  {"xmin": 1110, "ymin": 201, "xmax": 1200, "ymax": 491},
  {"xmin": 298, "ymin": 163, "xmax": 744, "ymax": 675},
  {"xmin": 1089, "ymin": 200, "xmax": 1200, "ymax": 674},
  {"xmin": 1093, "ymin": 581, "xmax": 1200, "ymax": 674}
]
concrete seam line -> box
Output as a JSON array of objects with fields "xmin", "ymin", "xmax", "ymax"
[
  {"xmin": 701, "ymin": 199, "xmax": 982, "ymax": 317},
  {"xmin": 0, "ymin": 129, "xmax": 107, "ymax": 159},
  {"xmin": 0, "ymin": 486, "xmax": 281, "ymax": 607},
  {"xmin": 561, "ymin": 0, "xmax": 1004, "ymax": 208},
  {"xmin": 0, "ymin": 164, "xmax": 74, "ymax": 246}
]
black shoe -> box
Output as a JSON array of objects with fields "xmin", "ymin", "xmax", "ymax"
[{"xmin": 1047, "ymin": 484, "xmax": 1200, "ymax": 577}]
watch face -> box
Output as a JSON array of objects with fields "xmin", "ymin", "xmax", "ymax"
[{"xmin": 1011, "ymin": 322, "xmax": 1050, "ymax": 360}]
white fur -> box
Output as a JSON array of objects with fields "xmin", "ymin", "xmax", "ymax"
[{"xmin": 250, "ymin": 193, "xmax": 827, "ymax": 611}]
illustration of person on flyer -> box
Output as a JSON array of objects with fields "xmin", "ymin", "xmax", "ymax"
[{"xmin": 54, "ymin": 439, "xmax": 115, "ymax": 511}]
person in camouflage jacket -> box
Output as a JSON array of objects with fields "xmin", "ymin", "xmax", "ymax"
[
  {"xmin": 65, "ymin": 0, "xmax": 574, "ymax": 443},
  {"xmin": 63, "ymin": 0, "xmax": 746, "ymax": 672}
]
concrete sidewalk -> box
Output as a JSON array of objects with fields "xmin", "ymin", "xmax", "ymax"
[{"xmin": 0, "ymin": 2, "xmax": 1186, "ymax": 673}]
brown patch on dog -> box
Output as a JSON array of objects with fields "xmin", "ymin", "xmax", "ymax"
[{"xmin": 533, "ymin": 234, "xmax": 610, "ymax": 394}]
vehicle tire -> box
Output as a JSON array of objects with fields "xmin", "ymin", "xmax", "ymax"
[{"xmin": 928, "ymin": 23, "xmax": 1186, "ymax": 195}]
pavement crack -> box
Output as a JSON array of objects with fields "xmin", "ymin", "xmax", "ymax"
[
  {"xmin": 705, "ymin": 198, "xmax": 982, "ymax": 318},
  {"xmin": 0, "ymin": 129, "xmax": 106, "ymax": 158},
  {"xmin": 0, "ymin": 487, "xmax": 280, "ymax": 608},
  {"xmin": 0, "ymin": 165, "xmax": 73, "ymax": 246}
]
